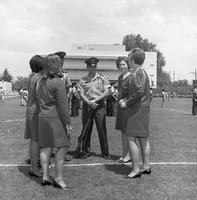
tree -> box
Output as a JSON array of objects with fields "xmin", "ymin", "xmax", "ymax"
[
  {"xmin": 122, "ymin": 33, "xmax": 166, "ymax": 86},
  {"xmin": 157, "ymin": 70, "xmax": 171, "ymax": 91},
  {"xmin": 12, "ymin": 76, "xmax": 29, "ymax": 92},
  {"xmin": 0, "ymin": 68, "xmax": 13, "ymax": 82}
]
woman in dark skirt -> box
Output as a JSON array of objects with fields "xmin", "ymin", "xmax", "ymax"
[
  {"xmin": 24, "ymin": 55, "xmax": 44, "ymax": 177},
  {"xmin": 36, "ymin": 54, "xmax": 72, "ymax": 190},
  {"xmin": 115, "ymin": 57, "xmax": 131, "ymax": 163},
  {"xmin": 119, "ymin": 48, "xmax": 151, "ymax": 178}
]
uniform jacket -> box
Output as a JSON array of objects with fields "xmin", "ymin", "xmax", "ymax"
[
  {"xmin": 125, "ymin": 68, "xmax": 151, "ymax": 108},
  {"xmin": 37, "ymin": 76, "xmax": 70, "ymax": 130}
]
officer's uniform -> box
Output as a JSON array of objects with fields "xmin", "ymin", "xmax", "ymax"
[
  {"xmin": 76, "ymin": 57, "xmax": 110, "ymax": 159},
  {"xmin": 71, "ymin": 83, "xmax": 80, "ymax": 117}
]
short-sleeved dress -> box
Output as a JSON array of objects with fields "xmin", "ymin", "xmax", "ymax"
[
  {"xmin": 115, "ymin": 73, "xmax": 131, "ymax": 133},
  {"xmin": 36, "ymin": 77, "xmax": 71, "ymax": 148},
  {"xmin": 24, "ymin": 73, "xmax": 41, "ymax": 141}
]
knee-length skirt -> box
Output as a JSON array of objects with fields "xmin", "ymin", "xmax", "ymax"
[
  {"xmin": 115, "ymin": 105, "xmax": 130, "ymax": 133},
  {"xmin": 126, "ymin": 106, "xmax": 150, "ymax": 138},
  {"xmin": 38, "ymin": 116, "xmax": 71, "ymax": 148},
  {"xmin": 24, "ymin": 112, "xmax": 39, "ymax": 141}
]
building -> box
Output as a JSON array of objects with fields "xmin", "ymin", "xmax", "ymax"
[
  {"xmin": 63, "ymin": 44, "xmax": 157, "ymax": 88},
  {"xmin": 0, "ymin": 81, "xmax": 12, "ymax": 92}
]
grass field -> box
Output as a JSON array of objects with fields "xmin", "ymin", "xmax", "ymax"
[{"xmin": 0, "ymin": 97, "xmax": 197, "ymax": 200}]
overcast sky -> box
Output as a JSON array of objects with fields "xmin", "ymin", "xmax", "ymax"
[{"xmin": 0, "ymin": 0, "xmax": 197, "ymax": 82}]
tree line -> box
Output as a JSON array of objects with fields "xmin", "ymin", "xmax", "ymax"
[
  {"xmin": 0, "ymin": 68, "xmax": 28, "ymax": 91},
  {"xmin": 122, "ymin": 33, "xmax": 193, "ymax": 95}
]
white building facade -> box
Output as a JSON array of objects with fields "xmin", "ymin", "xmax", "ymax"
[
  {"xmin": 63, "ymin": 44, "xmax": 157, "ymax": 88},
  {"xmin": 0, "ymin": 81, "xmax": 12, "ymax": 92}
]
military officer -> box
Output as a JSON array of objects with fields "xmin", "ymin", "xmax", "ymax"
[{"xmin": 76, "ymin": 57, "xmax": 111, "ymax": 159}]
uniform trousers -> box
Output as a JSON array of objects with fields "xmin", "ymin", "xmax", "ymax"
[{"xmin": 78, "ymin": 100, "xmax": 109, "ymax": 157}]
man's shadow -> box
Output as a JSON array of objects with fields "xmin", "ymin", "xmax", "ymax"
[{"xmin": 68, "ymin": 150, "xmax": 120, "ymax": 161}]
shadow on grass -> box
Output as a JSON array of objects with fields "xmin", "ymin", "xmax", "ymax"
[
  {"xmin": 104, "ymin": 163, "xmax": 131, "ymax": 175},
  {"xmin": 17, "ymin": 166, "xmax": 41, "ymax": 184},
  {"xmin": 68, "ymin": 150, "xmax": 120, "ymax": 161}
]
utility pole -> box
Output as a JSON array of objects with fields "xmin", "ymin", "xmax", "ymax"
[
  {"xmin": 173, "ymin": 70, "xmax": 175, "ymax": 82},
  {"xmin": 190, "ymin": 68, "xmax": 197, "ymax": 81}
]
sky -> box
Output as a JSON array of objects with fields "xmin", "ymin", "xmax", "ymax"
[{"xmin": 0, "ymin": 0, "xmax": 197, "ymax": 82}]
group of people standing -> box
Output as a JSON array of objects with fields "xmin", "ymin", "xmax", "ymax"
[
  {"xmin": 24, "ymin": 52, "xmax": 72, "ymax": 190},
  {"xmin": 24, "ymin": 47, "xmax": 151, "ymax": 190}
]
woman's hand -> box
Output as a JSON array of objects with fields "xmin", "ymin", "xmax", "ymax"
[
  {"xmin": 119, "ymin": 99, "xmax": 127, "ymax": 108},
  {"xmin": 66, "ymin": 124, "xmax": 72, "ymax": 134}
]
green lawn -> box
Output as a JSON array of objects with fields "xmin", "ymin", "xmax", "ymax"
[{"xmin": 0, "ymin": 97, "xmax": 197, "ymax": 200}]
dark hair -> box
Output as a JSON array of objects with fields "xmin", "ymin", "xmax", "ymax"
[
  {"xmin": 116, "ymin": 57, "xmax": 129, "ymax": 69},
  {"xmin": 29, "ymin": 55, "xmax": 44, "ymax": 73},
  {"xmin": 128, "ymin": 48, "xmax": 145, "ymax": 65}
]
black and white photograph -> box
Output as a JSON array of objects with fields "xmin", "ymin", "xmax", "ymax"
[{"xmin": 0, "ymin": 0, "xmax": 197, "ymax": 199}]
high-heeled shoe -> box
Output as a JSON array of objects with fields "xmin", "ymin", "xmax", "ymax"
[
  {"xmin": 141, "ymin": 168, "xmax": 151, "ymax": 175},
  {"xmin": 118, "ymin": 157, "xmax": 123, "ymax": 162},
  {"xmin": 41, "ymin": 179, "xmax": 53, "ymax": 186},
  {"xmin": 29, "ymin": 170, "xmax": 42, "ymax": 178},
  {"xmin": 119, "ymin": 159, "xmax": 132, "ymax": 164},
  {"xmin": 53, "ymin": 180, "xmax": 72, "ymax": 191},
  {"xmin": 124, "ymin": 171, "xmax": 141, "ymax": 179}
]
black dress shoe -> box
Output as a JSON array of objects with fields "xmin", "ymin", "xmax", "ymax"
[
  {"xmin": 102, "ymin": 155, "xmax": 111, "ymax": 160},
  {"xmin": 124, "ymin": 171, "xmax": 141, "ymax": 179},
  {"xmin": 53, "ymin": 180, "xmax": 72, "ymax": 191},
  {"xmin": 29, "ymin": 170, "xmax": 42, "ymax": 178},
  {"xmin": 141, "ymin": 168, "xmax": 151, "ymax": 175},
  {"xmin": 81, "ymin": 152, "xmax": 90, "ymax": 159}
]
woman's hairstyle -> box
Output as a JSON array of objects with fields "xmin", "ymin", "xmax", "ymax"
[
  {"xmin": 128, "ymin": 48, "xmax": 145, "ymax": 65},
  {"xmin": 42, "ymin": 54, "xmax": 63, "ymax": 79},
  {"xmin": 54, "ymin": 51, "xmax": 66, "ymax": 59},
  {"xmin": 116, "ymin": 56, "xmax": 129, "ymax": 69},
  {"xmin": 29, "ymin": 55, "xmax": 44, "ymax": 73}
]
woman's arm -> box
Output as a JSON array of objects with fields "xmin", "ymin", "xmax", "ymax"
[
  {"xmin": 120, "ymin": 69, "xmax": 146, "ymax": 108},
  {"xmin": 56, "ymin": 79, "xmax": 71, "ymax": 129}
]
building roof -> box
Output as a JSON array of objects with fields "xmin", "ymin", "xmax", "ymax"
[{"xmin": 66, "ymin": 50, "xmax": 128, "ymax": 59}]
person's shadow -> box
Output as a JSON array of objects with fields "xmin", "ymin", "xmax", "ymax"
[
  {"xmin": 104, "ymin": 163, "xmax": 131, "ymax": 176},
  {"xmin": 17, "ymin": 166, "xmax": 41, "ymax": 184}
]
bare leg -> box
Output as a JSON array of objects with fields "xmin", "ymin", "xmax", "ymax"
[
  {"xmin": 121, "ymin": 132, "xmax": 130, "ymax": 161},
  {"xmin": 40, "ymin": 148, "xmax": 52, "ymax": 180},
  {"xmin": 138, "ymin": 137, "xmax": 150, "ymax": 169},
  {"xmin": 54, "ymin": 147, "xmax": 68, "ymax": 187},
  {"xmin": 30, "ymin": 140, "xmax": 41, "ymax": 175},
  {"xmin": 127, "ymin": 136, "xmax": 140, "ymax": 176}
]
